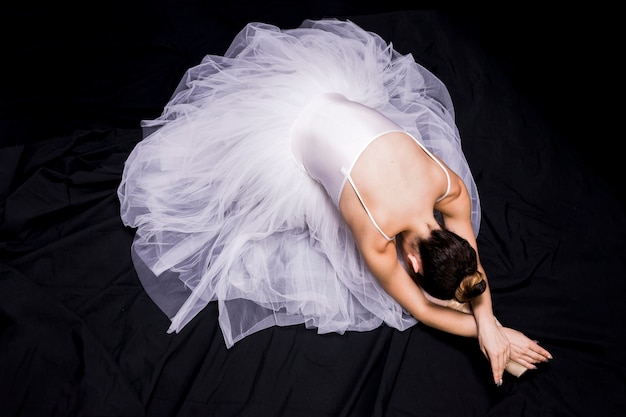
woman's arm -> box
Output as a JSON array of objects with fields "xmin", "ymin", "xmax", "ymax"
[
  {"xmin": 362, "ymin": 242, "xmax": 481, "ymax": 337},
  {"xmin": 436, "ymin": 174, "xmax": 511, "ymax": 384},
  {"xmin": 360, "ymin": 227, "xmax": 509, "ymax": 384},
  {"xmin": 438, "ymin": 182, "xmax": 553, "ymax": 382}
]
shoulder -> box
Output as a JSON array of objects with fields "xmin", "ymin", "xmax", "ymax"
[{"xmin": 435, "ymin": 172, "xmax": 472, "ymax": 221}]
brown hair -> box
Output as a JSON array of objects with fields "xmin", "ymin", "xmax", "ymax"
[{"xmin": 405, "ymin": 228, "xmax": 486, "ymax": 302}]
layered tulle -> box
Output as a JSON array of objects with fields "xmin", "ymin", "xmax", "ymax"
[{"xmin": 118, "ymin": 18, "xmax": 481, "ymax": 348}]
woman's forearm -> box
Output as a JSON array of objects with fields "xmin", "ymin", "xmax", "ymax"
[
  {"xmin": 378, "ymin": 271, "xmax": 480, "ymax": 337},
  {"xmin": 469, "ymin": 270, "xmax": 499, "ymax": 328},
  {"xmin": 363, "ymin": 242, "xmax": 482, "ymax": 338}
]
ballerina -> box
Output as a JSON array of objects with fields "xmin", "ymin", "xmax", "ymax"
[{"xmin": 118, "ymin": 18, "xmax": 552, "ymax": 386}]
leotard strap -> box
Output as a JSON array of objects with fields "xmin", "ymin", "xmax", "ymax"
[
  {"xmin": 342, "ymin": 167, "xmax": 395, "ymax": 242},
  {"xmin": 407, "ymin": 133, "xmax": 451, "ymax": 202}
]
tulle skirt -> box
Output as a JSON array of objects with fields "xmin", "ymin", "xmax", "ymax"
[{"xmin": 118, "ymin": 18, "xmax": 481, "ymax": 348}]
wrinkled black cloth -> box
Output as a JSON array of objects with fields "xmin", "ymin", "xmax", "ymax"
[{"xmin": 2, "ymin": 4, "xmax": 624, "ymax": 417}]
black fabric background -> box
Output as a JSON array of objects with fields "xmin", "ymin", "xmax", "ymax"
[{"xmin": 2, "ymin": 3, "xmax": 624, "ymax": 417}]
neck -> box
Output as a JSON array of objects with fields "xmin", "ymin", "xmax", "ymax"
[
  {"xmin": 401, "ymin": 218, "xmax": 440, "ymax": 251},
  {"xmin": 413, "ymin": 217, "xmax": 441, "ymax": 240}
]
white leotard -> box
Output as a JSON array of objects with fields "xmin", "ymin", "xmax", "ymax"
[{"xmin": 291, "ymin": 92, "xmax": 450, "ymax": 241}]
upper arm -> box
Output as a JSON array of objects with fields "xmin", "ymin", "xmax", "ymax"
[
  {"xmin": 437, "ymin": 174, "xmax": 479, "ymax": 254},
  {"xmin": 438, "ymin": 173, "xmax": 495, "ymax": 318}
]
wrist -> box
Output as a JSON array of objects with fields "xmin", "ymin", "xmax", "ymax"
[{"xmin": 474, "ymin": 311, "xmax": 498, "ymax": 328}]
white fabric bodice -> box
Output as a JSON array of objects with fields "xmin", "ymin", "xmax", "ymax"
[
  {"xmin": 291, "ymin": 92, "xmax": 451, "ymax": 241},
  {"xmin": 291, "ymin": 92, "xmax": 401, "ymax": 205}
]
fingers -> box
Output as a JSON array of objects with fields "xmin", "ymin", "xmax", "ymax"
[
  {"xmin": 532, "ymin": 341, "xmax": 553, "ymax": 361},
  {"xmin": 492, "ymin": 359, "xmax": 505, "ymax": 386},
  {"xmin": 482, "ymin": 347, "xmax": 504, "ymax": 385},
  {"xmin": 490, "ymin": 347, "xmax": 510, "ymax": 386},
  {"xmin": 507, "ymin": 340, "xmax": 553, "ymax": 376},
  {"xmin": 512, "ymin": 350, "xmax": 544, "ymax": 367},
  {"xmin": 508, "ymin": 356, "xmax": 536, "ymax": 370},
  {"xmin": 511, "ymin": 340, "xmax": 553, "ymax": 365},
  {"xmin": 495, "ymin": 328, "xmax": 553, "ymax": 384}
]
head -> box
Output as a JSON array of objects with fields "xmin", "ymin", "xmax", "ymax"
[{"xmin": 400, "ymin": 228, "xmax": 486, "ymax": 303}]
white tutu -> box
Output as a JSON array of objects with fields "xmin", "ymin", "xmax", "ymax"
[{"xmin": 118, "ymin": 18, "xmax": 481, "ymax": 348}]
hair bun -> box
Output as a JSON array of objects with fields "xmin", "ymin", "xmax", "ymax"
[{"xmin": 454, "ymin": 273, "xmax": 486, "ymax": 303}]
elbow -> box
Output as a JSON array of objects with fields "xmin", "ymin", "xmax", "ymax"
[{"xmin": 408, "ymin": 298, "xmax": 433, "ymax": 322}]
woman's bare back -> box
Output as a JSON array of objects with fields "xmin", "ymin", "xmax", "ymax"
[{"xmin": 340, "ymin": 132, "xmax": 450, "ymax": 238}]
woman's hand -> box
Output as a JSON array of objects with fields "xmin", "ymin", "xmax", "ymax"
[
  {"xmin": 477, "ymin": 319, "xmax": 510, "ymax": 385},
  {"xmin": 501, "ymin": 327, "xmax": 553, "ymax": 370}
]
